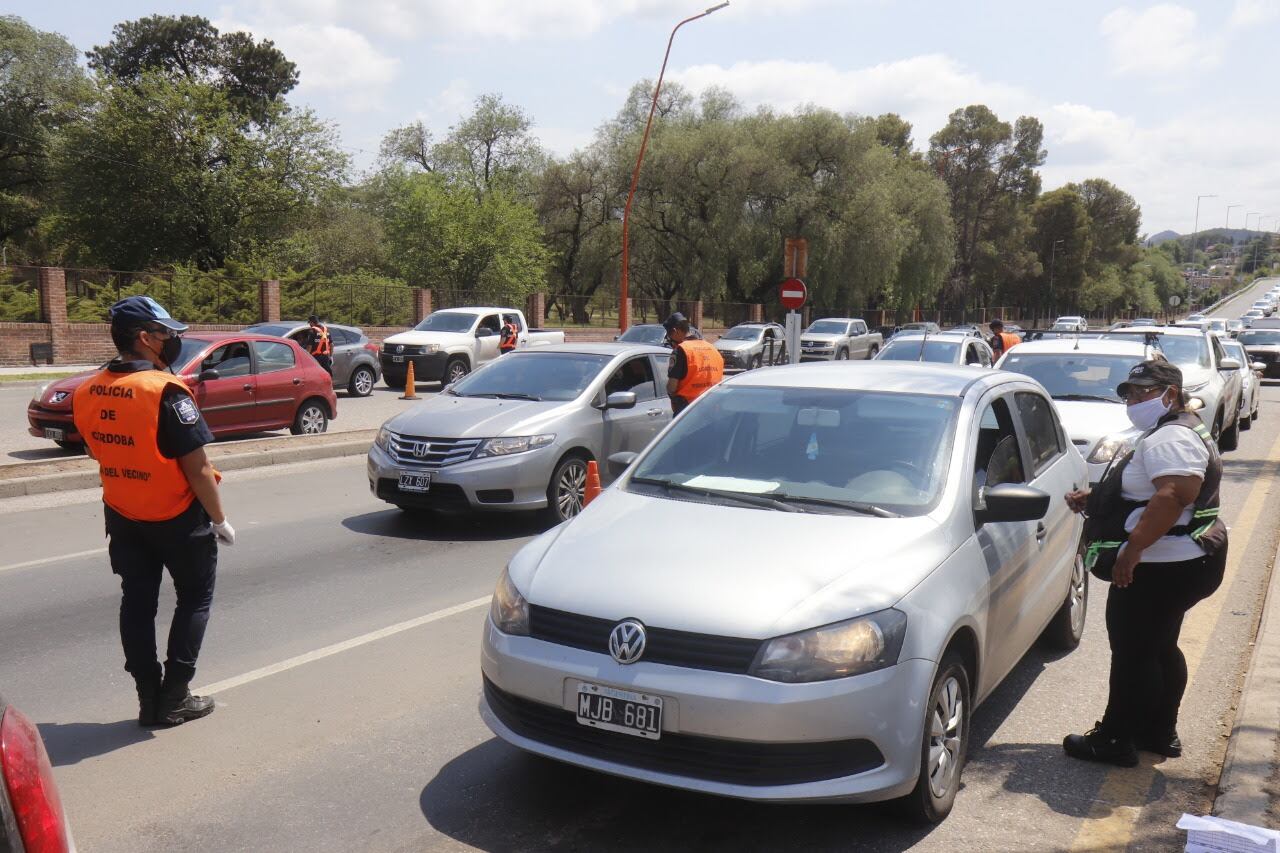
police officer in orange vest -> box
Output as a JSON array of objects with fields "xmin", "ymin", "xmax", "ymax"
[
  {"xmin": 663, "ymin": 312, "xmax": 724, "ymax": 415},
  {"xmin": 73, "ymin": 296, "xmax": 235, "ymax": 728},
  {"xmin": 989, "ymin": 319, "xmax": 1020, "ymax": 360},
  {"xmin": 307, "ymin": 314, "xmax": 333, "ymax": 375},
  {"xmin": 499, "ymin": 316, "xmax": 519, "ymax": 355}
]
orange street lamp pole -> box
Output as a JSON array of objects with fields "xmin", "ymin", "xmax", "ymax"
[{"xmin": 619, "ymin": 1, "xmax": 729, "ymax": 332}]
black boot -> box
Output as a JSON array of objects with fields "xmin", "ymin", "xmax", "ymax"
[
  {"xmin": 1063, "ymin": 722, "xmax": 1138, "ymax": 767},
  {"xmin": 134, "ymin": 676, "xmax": 162, "ymax": 727},
  {"xmin": 157, "ymin": 676, "xmax": 215, "ymax": 727},
  {"xmin": 1135, "ymin": 729, "xmax": 1182, "ymax": 757}
]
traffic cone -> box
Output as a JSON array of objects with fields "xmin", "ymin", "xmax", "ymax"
[
  {"xmin": 583, "ymin": 460, "xmax": 602, "ymax": 506},
  {"xmin": 400, "ymin": 360, "xmax": 418, "ymax": 400}
]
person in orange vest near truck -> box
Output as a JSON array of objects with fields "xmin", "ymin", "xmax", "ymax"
[
  {"xmin": 663, "ymin": 312, "xmax": 724, "ymax": 415},
  {"xmin": 307, "ymin": 314, "xmax": 334, "ymax": 375},
  {"xmin": 989, "ymin": 319, "xmax": 1021, "ymax": 360},
  {"xmin": 499, "ymin": 316, "xmax": 519, "ymax": 355},
  {"xmin": 72, "ymin": 296, "xmax": 235, "ymax": 728}
]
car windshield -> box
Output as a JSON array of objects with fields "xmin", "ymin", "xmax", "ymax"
[
  {"xmin": 1051, "ymin": 323, "xmax": 1077, "ymax": 331},
  {"xmin": 448, "ymin": 352, "xmax": 609, "ymax": 401},
  {"xmin": 1240, "ymin": 331, "xmax": 1280, "ymax": 345},
  {"xmin": 630, "ymin": 386, "xmax": 957, "ymax": 515},
  {"xmin": 1223, "ymin": 343, "xmax": 1247, "ymax": 362},
  {"xmin": 877, "ymin": 338, "xmax": 961, "ymax": 362},
  {"xmin": 617, "ymin": 325, "xmax": 665, "ymax": 344},
  {"xmin": 175, "ymin": 338, "xmax": 218, "ymax": 373},
  {"xmin": 244, "ymin": 323, "xmax": 296, "ymax": 337},
  {"xmin": 723, "ymin": 326, "xmax": 762, "ymax": 341},
  {"xmin": 807, "ymin": 321, "xmax": 850, "ymax": 335},
  {"xmin": 1156, "ymin": 335, "xmax": 1212, "ymax": 369},
  {"xmin": 413, "ymin": 312, "xmax": 477, "ymax": 333},
  {"xmin": 1207, "ymin": 320, "xmax": 1227, "ymax": 332},
  {"xmin": 999, "ymin": 353, "xmax": 1142, "ymax": 402}
]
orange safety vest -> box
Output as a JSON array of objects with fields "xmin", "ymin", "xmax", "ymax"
[
  {"xmin": 500, "ymin": 321, "xmax": 519, "ymax": 351},
  {"xmin": 72, "ymin": 369, "xmax": 204, "ymax": 522},
  {"xmin": 311, "ymin": 325, "xmax": 332, "ymax": 357},
  {"xmin": 995, "ymin": 332, "xmax": 1020, "ymax": 355},
  {"xmin": 674, "ymin": 339, "xmax": 724, "ymax": 403}
]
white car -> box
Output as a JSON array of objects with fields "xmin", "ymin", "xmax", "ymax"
[
  {"xmin": 997, "ymin": 338, "xmax": 1152, "ymax": 483},
  {"xmin": 1221, "ymin": 339, "xmax": 1262, "ymax": 429},
  {"xmin": 1051, "ymin": 316, "xmax": 1088, "ymax": 333},
  {"xmin": 1251, "ymin": 300, "xmax": 1273, "ymax": 317},
  {"xmin": 874, "ymin": 332, "xmax": 995, "ymax": 367}
]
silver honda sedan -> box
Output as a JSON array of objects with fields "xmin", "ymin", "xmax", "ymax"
[{"xmin": 480, "ymin": 362, "xmax": 1088, "ymax": 823}]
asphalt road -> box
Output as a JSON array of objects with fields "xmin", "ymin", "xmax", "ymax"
[{"xmin": 1, "ymin": 278, "xmax": 1278, "ymax": 852}]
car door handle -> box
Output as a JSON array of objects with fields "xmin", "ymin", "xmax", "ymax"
[
  {"xmin": 292, "ymin": 378, "xmax": 301, "ymax": 385},
  {"xmin": 646, "ymin": 408, "xmax": 663, "ymax": 417},
  {"xmin": 242, "ymin": 383, "xmax": 253, "ymax": 392},
  {"xmin": 1035, "ymin": 522, "xmax": 1047, "ymax": 542}
]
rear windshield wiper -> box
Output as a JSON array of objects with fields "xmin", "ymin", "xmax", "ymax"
[
  {"xmin": 765, "ymin": 493, "xmax": 901, "ymax": 517},
  {"xmin": 1052, "ymin": 393, "xmax": 1120, "ymax": 403},
  {"xmin": 492, "ymin": 392, "xmax": 542, "ymax": 401},
  {"xmin": 630, "ymin": 477, "xmax": 802, "ymax": 512}
]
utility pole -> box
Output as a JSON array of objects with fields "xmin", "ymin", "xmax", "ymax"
[
  {"xmin": 1191, "ymin": 194, "xmax": 1217, "ymax": 268},
  {"xmin": 1048, "ymin": 238, "xmax": 1065, "ymax": 316}
]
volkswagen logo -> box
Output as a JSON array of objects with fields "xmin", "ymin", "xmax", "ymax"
[
  {"xmin": 395, "ymin": 344, "xmax": 405, "ymax": 353},
  {"xmin": 608, "ymin": 620, "xmax": 647, "ymax": 665},
  {"xmin": 411, "ymin": 441, "xmax": 431, "ymax": 458}
]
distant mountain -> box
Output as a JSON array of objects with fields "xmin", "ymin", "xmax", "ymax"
[
  {"xmin": 1147, "ymin": 230, "xmax": 1179, "ymax": 245},
  {"xmin": 1145, "ymin": 228, "xmax": 1266, "ymax": 247}
]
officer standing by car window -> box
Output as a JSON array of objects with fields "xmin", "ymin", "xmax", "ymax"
[
  {"xmin": 1061, "ymin": 360, "xmax": 1227, "ymax": 766},
  {"xmin": 72, "ymin": 296, "xmax": 235, "ymax": 728},
  {"xmin": 307, "ymin": 314, "xmax": 333, "ymax": 375},
  {"xmin": 499, "ymin": 315, "xmax": 519, "ymax": 355},
  {"xmin": 989, "ymin": 319, "xmax": 1020, "ymax": 359},
  {"xmin": 664, "ymin": 312, "xmax": 724, "ymax": 415}
]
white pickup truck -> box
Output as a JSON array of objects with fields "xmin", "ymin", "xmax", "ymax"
[
  {"xmin": 798, "ymin": 317, "xmax": 884, "ymax": 361},
  {"xmin": 380, "ymin": 307, "xmax": 565, "ymax": 388}
]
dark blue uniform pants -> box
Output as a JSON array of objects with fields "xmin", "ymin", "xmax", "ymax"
[{"xmin": 105, "ymin": 500, "xmax": 218, "ymax": 685}]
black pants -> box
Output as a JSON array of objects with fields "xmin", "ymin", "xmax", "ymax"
[
  {"xmin": 314, "ymin": 354, "xmax": 333, "ymax": 375},
  {"xmin": 105, "ymin": 501, "xmax": 218, "ymax": 686},
  {"xmin": 670, "ymin": 395, "xmax": 689, "ymax": 416},
  {"xmin": 1101, "ymin": 551, "xmax": 1226, "ymax": 738}
]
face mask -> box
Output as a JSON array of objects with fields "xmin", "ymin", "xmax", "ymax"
[
  {"xmin": 144, "ymin": 331, "xmax": 183, "ymax": 367},
  {"xmin": 1126, "ymin": 389, "xmax": 1171, "ymax": 430}
]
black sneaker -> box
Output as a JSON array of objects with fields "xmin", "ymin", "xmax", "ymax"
[
  {"xmin": 1135, "ymin": 730, "xmax": 1181, "ymax": 758},
  {"xmin": 157, "ymin": 683, "xmax": 215, "ymax": 727},
  {"xmin": 1063, "ymin": 722, "xmax": 1138, "ymax": 767}
]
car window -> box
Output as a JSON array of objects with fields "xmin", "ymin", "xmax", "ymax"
[
  {"xmin": 450, "ymin": 352, "xmax": 610, "ymax": 401},
  {"xmin": 878, "ymin": 339, "xmax": 961, "ymax": 362},
  {"xmin": 964, "ymin": 343, "xmax": 983, "ymax": 365},
  {"xmin": 1210, "ymin": 334, "xmax": 1228, "ymax": 365},
  {"xmin": 252, "ymin": 340, "xmax": 297, "ymax": 374},
  {"xmin": 604, "ymin": 355, "xmax": 657, "ymax": 401},
  {"xmin": 329, "ymin": 327, "xmax": 354, "ymax": 346},
  {"xmin": 1015, "ymin": 391, "xmax": 1063, "ymax": 475},
  {"xmin": 649, "ymin": 354, "xmax": 670, "ymax": 388},
  {"xmin": 853, "ymin": 321, "xmax": 866, "ymax": 335},
  {"xmin": 480, "ymin": 314, "xmax": 502, "ymax": 333},
  {"xmin": 202, "ymin": 342, "xmax": 252, "ymax": 378},
  {"xmin": 502, "ymin": 313, "xmax": 524, "ymax": 331},
  {"xmin": 975, "ymin": 397, "xmax": 1025, "ymax": 494}
]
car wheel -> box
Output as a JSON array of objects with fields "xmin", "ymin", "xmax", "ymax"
[
  {"xmin": 384, "ymin": 373, "xmax": 405, "ymax": 390},
  {"xmin": 1241, "ymin": 406, "xmax": 1252, "ymax": 431},
  {"xmin": 867, "ymin": 345, "xmax": 879, "ymax": 360},
  {"xmin": 898, "ymin": 650, "xmax": 970, "ymax": 824},
  {"xmin": 836, "ymin": 348, "xmax": 850, "ymax": 361},
  {"xmin": 751, "ymin": 353, "xmax": 763, "ymax": 370},
  {"xmin": 445, "ymin": 356, "xmax": 470, "ymax": 385},
  {"xmin": 1219, "ymin": 412, "xmax": 1240, "ymax": 451},
  {"xmin": 291, "ymin": 399, "xmax": 329, "ymax": 435},
  {"xmin": 1042, "ymin": 547, "xmax": 1088, "ymax": 650},
  {"xmin": 54, "ymin": 440, "xmax": 83, "ymax": 453},
  {"xmin": 348, "ymin": 366, "xmax": 376, "ymax": 397},
  {"xmin": 545, "ymin": 453, "xmax": 589, "ymax": 524}
]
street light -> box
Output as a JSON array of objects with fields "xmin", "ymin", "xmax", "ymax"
[
  {"xmin": 618, "ymin": 1, "xmax": 730, "ymax": 332},
  {"xmin": 1191, "ymin": 193, "xmax": 1217, "ymax": 265},
  {"xmin": 1048, "ymin": 238, "xmax": 1065, "ymax": 315},
  {"xmin": 1226, "ymin": 203, "xmax": 1243, "ymax": 231}
]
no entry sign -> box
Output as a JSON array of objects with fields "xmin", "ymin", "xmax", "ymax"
[{"xmin": 779, "ymin": 278, "xmax": 807, "ymax": 310}]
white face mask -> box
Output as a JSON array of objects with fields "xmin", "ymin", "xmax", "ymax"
[{"xmin": 1126, "ymin": 389, "xmax": 1172, "ymax": 430}]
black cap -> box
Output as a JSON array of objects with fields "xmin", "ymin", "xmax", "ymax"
[
  {"xmin": 662, "ymin": 312, "xmax": 688, "ymax": 331},
  {"xmin": 1117, "ymin": 359, "xmax": 1183, "ymax": 397},
  {"xmin": 108, "ymin": 296, "xmax": 187, "ymax": 333},
  {"xmin": 989, "ymin": 319, "xmax": 1004, "ymax": 329},
  {"xmin": 308, "ymin": 314, "xmax": 320, "ymax": 325}
]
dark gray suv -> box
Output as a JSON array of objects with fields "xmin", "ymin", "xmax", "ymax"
[{"xmin": 244, "ymin": 321, "xmax": 383, "ymax": 396}]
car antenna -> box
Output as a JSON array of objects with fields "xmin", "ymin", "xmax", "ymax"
[{"xmin": 917, "ymin": 324, "xmax": 929, "ymax": 361}]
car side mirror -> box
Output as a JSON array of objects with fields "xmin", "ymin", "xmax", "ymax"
[
  {"xmin": 604, "ymin": 391, "xmax": 637, "ymax": 410},
  {"xmin": 979, "ymin": 483, "xmax": 1050, "ymax": 524},
  {"xmin": 608, "ymin": 451, "xmax": 639, "ymax": 479},
  {"xmin": 476, "ymin": 327, "xmax": 495, "ymax": 338},
  {"xmin": 1219, "ymin": 358, "xmax": 1241, "ymax": 371},
  {"xmin": 1253, "ymin": 362, "xmax": 1266, "ymax": 372},
  {"xmin": 198, "ymin": 368, "xmax": 220, "ymax": 382}
]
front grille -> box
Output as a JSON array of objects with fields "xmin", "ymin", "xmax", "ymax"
[
  {"xmin": 484, "ymin": 677, "xmax": 884, "ymax": 787},
  {"xmin": 375, "ymin": 479, "xmax": 470, "ymax": 511},
  {"xmin": 387, "ymin": 434, "xmax": 482, "ymax": 469},
  {"xmin": 528, "ymin": 605, "xmax": 762, "ymax": 674},
  {"xmin": 385, "ymin": 344, "xmax": 425, "ymax": 356},
  {"xmin": 1247, "ymin": 350, "xmax": 1277, "ymax": 363}
]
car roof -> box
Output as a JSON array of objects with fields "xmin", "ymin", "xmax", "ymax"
[
  {"xmin": 731, "ymin": 322, "xmax": 781, "ymax": 328},
  {"xmin": 433, "ymin": 307, "xmax": 516, "ymax": 315},
  {"xmin": 1002, "ymin": 339, "xmax": 1151, "ymax": 355},
  {"xmin": 248, "ymin": 320, "xmax": 361, "ymax": 332},
  {"xmin": 886, "ymin": 331, "xmax": 970, "ymax": 340},
  {"xmin": 725, "ymin": 361, "xmax": 1018, "ymax": 396},
  {"xmin": 810, "ymin": 317, "xmax": 859, "ymax": 323},
  {"xmin": 512, "ymin": 342, "xmax": 669, "ymax": 357},
  {"xmin": 1111, "ymin": 325, "xmax": 1203, "ymax": 337}
]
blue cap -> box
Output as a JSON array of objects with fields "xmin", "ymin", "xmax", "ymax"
[{"xmin": 108, "ymin": 296, "xmax": 187, "ymax": 333}]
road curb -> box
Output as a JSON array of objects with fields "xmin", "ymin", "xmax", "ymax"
[
  {"xmin": 1214, "ymin": 528, "xmax": 1280, "ymax": 825},
  {"xmin": 0, "ymin": 430, "xmax": 375, "ymax": 499}
]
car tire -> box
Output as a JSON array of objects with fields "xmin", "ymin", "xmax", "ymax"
[
  {"xmin": 867, "ymin": 345, "xmax": 879, "ymax": 360},
  {"xmin": 1042, "ymin": 547, "xmax": 1088, "ymax": 650},
  {"xmin": 898, "ymin": 650, "xmax": 971, "ymax": 824},
  {"xmin": 384, "ymin": 373, "xmax": 405, "ymax": 390},
  {"xmin": 445, "ymin": 356, "xmax": 470, "ymax": 385},
  {"xmin": 1241, "ymin": 406, "xmax": 1252, "ymax": 431},
  {"xmin": 545, "ymin": 452, "xmax": 590, "ymax": 525},
  {"xmin": 54, "ymin": 440, "xmax": 83, "ymax": 453},
  {"xmin": 1219, "ymin": 412, "xmax": 1240, "ymax": 452},
  {"xmin": 348, "ymin": 366, "xmax": 376, "ymax": 397},
  {"xmin": 750, "ymin": 353, "xmax": 763, "ymax": 370},
  {"xmin": 836, "ymin": 348, "xmax": 850, "ymax": 361},
  {"xmin": 290, "ymin": 399, "xmax": 329, "ymax": 435}
]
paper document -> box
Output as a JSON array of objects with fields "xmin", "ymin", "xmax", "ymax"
[{"xmin": 1178, "ymin": 814, "xmax": 1280, "ymax": 853}]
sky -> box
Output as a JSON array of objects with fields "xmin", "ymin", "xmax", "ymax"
[{"xmin": 12, "ymin": 0, "xmax": 1280, "ymax": 236}]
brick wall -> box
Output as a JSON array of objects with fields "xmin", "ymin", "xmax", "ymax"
[{"xmin": 0, "ymin": 324, "xmax": 54, "ymax": 366}]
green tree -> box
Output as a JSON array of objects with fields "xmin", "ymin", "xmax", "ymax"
[
  {"xmin": 1028, "ymin": 187, "xmax": 1091, "ymax": 314},
  {"xmin": 0, "ymin": 16, "xmax": 91, "ymax": 250},
  {"xmin": 433, "ymin": 94, "xmax": 546, "ymax": 198},
  {"xmin": 1069, "ymin": 178, "xmax": 1141, "ymax": 271}
]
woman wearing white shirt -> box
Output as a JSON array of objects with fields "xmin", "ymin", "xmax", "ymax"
[{"xmin": 1061, "ymin": 359, "xmax": 1227, "ymax": 767}]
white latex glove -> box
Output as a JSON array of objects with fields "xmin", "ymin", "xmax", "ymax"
[{"xmin": 212, "ymin": 519, "xmax": 236, "ymax": 546}]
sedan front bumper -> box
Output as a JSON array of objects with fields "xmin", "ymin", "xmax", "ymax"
[
  {"xmin": 479, "ymin": 617, "xmax": 935, "ymax": 803},
  {"xmin": 367, "ymin": 441, "xmax": 556, "ymax": 512}
]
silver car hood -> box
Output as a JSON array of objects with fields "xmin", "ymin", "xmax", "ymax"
[
  {"xmin": 382, "ymin": 330, "xmax": 472, "ymax": 346},
  {"xmin": 715, "ymin": 340, "xmax": 756, "ymax": 352},
  {"xmin": 1053, "ymin": 400, "xmax": 1138, "ymax": 451},
  {"xmin": 801, "ymin": 334, "xmax": 843, "ymax": 344},
  {"xmin": 515, "ymin": 488, "xmax": 952, "ymax": 639},
  {"xmin": 385, "ymin": 395, "xmax": 575, "ymax": 438}
]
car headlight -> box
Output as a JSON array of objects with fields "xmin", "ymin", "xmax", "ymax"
[
  {"xmin": 423, "ymin": 343, "xmax": 440, "ymax": 353},
  {"xmin": 1087, "ymin": 436, "xmax": 1132, "ymax": 464},
  {"xmin": 749, "ymin": 609, "xmax": 907, "ymax": 683},
  {"xmin": 490, "ymin": 567, "xmax": 529, "ymax": 635},
  {"xmin": 31, "ymin": 383, "xmax": 49, "ymax": 403},
  {"xmin": 475, "ymin": 434, "xmax": 555, "ymax": 458},
  {"xmin": 375, "ymin": 425, "xmax": 394, "ymax": 451}
]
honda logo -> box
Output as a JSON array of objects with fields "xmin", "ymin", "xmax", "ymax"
[
  {"xmin": 411, "ymin": 441, "xmax": 432, "ymax": 458},
  {"xmin": 608, "ymin": 620, "xmax": 647, "ymax": 665}
]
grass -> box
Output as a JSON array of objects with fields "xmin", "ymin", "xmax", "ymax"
[{"xmin": 0, "ymin": 371, "xmax": 82, "ymax": 383}]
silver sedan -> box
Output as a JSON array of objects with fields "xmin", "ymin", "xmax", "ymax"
[{"xmin": 481, "ymin": 362, "xmax": 1087, "ymax": 823}]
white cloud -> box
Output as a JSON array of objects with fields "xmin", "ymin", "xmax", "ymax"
[
  {"xmin": 1228, "ymin": 0, "xmax": 1280, "ymax": 28},
  {"xmin": 1099, "ymin": 4, "xmax": 1215, "ymax": 76}
]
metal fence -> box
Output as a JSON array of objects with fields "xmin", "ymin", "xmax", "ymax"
[
  {"xmin": 545, "ymin": 293, "xmax": 619, "ymax": 327},
  {"xmin": 0, "ymin": 266, "xmax": 39, "ymax": 323},
  {"xmin": 62, "ymin": 268, "xmax": 258, "ymax": 324},
  {"xmin": 432, "ymin": 289, "xmax": 526, "ymax": 312},
  {"xmin": 281, "ymin": 280, "xmax": 414, "ymax": 328}
]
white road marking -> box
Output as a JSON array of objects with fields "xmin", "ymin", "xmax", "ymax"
[
  {"xmin": 197, "ymin": 596, "xmax": 490, "ymax": 696},
  {"xmin": 0, "ymin": 547, "xmax": 108, "ymax": 574}
]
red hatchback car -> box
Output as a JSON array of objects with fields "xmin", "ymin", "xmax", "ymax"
[{"xmin": 27, "ymin": 333, "xmax": 338, "ymax": 450}]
